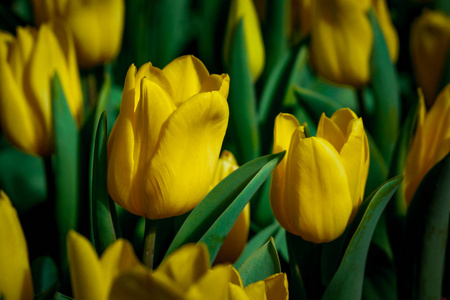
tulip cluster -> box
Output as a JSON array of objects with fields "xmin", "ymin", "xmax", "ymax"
[{"xmin": 0, "ymin": 0, "xmax": 449, "ymax": 299}]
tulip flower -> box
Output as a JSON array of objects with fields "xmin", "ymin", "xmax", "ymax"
[
  {"xmin": 310, "ymin": 0, "xmax": 373, "ymax": 87},
  {"xmin": 411, "ymin": 10, "xmax": 450, "ymax": 108},
  {"xmin": 108, "ymin": 243, "xmax": 289, "ymax": 300},
  {"xmin": 224, "ymin": 0, "xmax": 265, "ymax": 81},
  {"xmin": 107, "ymin": 55, "xmax": 229, "ymax": 220},
  {"xmin": 32, "ymin": 0, "xmax": 125, "ymax": 68},
  {"xmin": 0, "ymin": 24, "xmax": 83, "ymax": 156},
  {"xmin": 67, "ymin": 231, "xmax": 143, "ymax": 300},
  {"xmin": 211, "ymin": 151, "xmax": 250, "ymax": 264},
  {"xmin": 0, "ymin": 191, "xmax": 33, "ymax": 300},
  {"xmin": 270, "ymin": 109, "xmax": 370, "ymax": 243},
  {"xmin": 403, "ymin": 86, "xmax": 450, "ymax": 205}
]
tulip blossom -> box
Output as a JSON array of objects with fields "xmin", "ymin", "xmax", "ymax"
[
  {"xmin": 0, "ymin": 191, "xmax": 33, "ymax": 300},
  {"xmin": 67, "ymin": 231, "xmax": 143, "ymax": 300},
  {"xmin": 372, "ymin": 0, "xmax": 399, "ymax": 62},
  {"xmin": 224, "ymin": 0, "xmax": 265, "ymax": 81},
  {"xmin": 107, "ymin": 55, "xmax": 229, "ymax": 219},
  {"xmin": 211, "ymin": 151, "xmax": 250, "ymax": 264},
  {"xmin": 411, "ymin": 10, "xmax": 450, "ymax": 108},
  {"xmin": 270, "ymin": 109, "xmax": 370, "ymax": 243},
  {"xmin": 32, "ymin": 0, "xmax": 125, "ymax": 68},
  {"xmin": 0, "ymin": 24, "xmax": 83, "ymax": 156},
  {"xmin": 403, "ymin": 86, "xmax": 450, "ymax": 205},
  {"xmin": 108, "ymin": 243, "xmax": 289, "ymax": 300}
]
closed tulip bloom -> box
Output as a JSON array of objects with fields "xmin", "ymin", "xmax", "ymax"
[
  {"xmin": 67, "ymin": 231, "xmax": 143, "ymax": 300},
  {"xmin": 224, "ymin": 0, "xmax": 265, "ymax": 81},
  {"xmin": 32, "ymin": 0, "xmax": 125, "ymax": 68},
  {"xmin": 270, "ymin": 109, "xmax": 369, "ymax": 243},
  {"xmin": 109, "ymin": 243, "xmax": 289, "ymax": 300},
  {"xmin": 0, "ymin": 24, "xmax": 83, "ymax": 156},
  {"xmin": 372, "ymin": 0, "xmax": 399, "ymax": 62},
  {"xmin": 212, "ymin": 151, "xmax": 250, "ymax": 264},
  {"xmin": 310, "ymin": 0, "xmax": 373, "ymax": 87},
  {"xmin": 411, "ymin": 10, "xmax": 450, "ymax": 108},
  {"xmin": 0, "ymin": 191, "xmax": 33, "ymax": 300},
  {"xmin": 107, "ymin": 55, "xmax": 229, "ymax": 220},
  {"xmin": 404, "ymin": 86, "xmax": 450, "ymax": 205}
]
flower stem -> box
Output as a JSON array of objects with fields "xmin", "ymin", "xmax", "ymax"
[{"xmin": 143, "ymin": 218, "xmax": 157, "ymax": 269}]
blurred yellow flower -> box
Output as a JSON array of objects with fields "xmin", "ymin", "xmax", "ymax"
[
  {"xmin": 107, "ymin": 55, "xmax": 229, "ymax": 220},
  {"xmin": 0, "ymin": 191, "xmax": 33, "ymax": 300},
  {"xmin": 211, "ymin": 151, "xmax": 250, "ymax": 264},
  {"xmin": 372, "ymin": 0, "xmax": 399, "ymax": 62},
  {"xmin": 32, "ymin": 0, "xmax": 125, "ymax": 68},
  {"xmin": 224, "ymin": 0, "xmax": 265, "ymax": 81},
  {"xmin": 0, "ymin": 24, "xmax": 83, "ymax": 156},
  {"xmin": 270, "ymin": 109, "xmax": 369, "ymax": 243},
  {"xmin": 310, "ymin": 0, "xmax": 373, "ymax": 87},
  {"xmin": 67, "ymin": 230, "xmax": 143, "ymax": 300},
  {"xmin": 403, "ymin": 86, "xmax": 450, "ymax": 205},
  {"xmin": 108, "ymin": 243, "xmax": 289, "ymax": 300},
  {"xmin": 411, "ymin": 10, "xmax": 450, "ymax": 108}
]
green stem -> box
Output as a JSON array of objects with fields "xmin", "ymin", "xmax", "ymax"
[{"xmin": 143, "ymin": 218, "xmax": 157, "ymax": 269}]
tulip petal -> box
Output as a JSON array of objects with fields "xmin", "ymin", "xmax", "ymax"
[
  {"xmin": 244, "ymin": 281, "xmax": 266, "ymax": 300},
  {"xmin": 162, "ymin": 55, "xmax": 210, "ymax": 107},
  {"xmin": 6, "ymin": 27, "xmax": 35, "ymax": 84},
  {"xmin": 338, "ymin": 118, "xmax": 369, "ymax": 217},
  {"xmin": 109, "ymin": 268, "xmax": 185, "ymax": 300},
  {"xmin": 270, "ymin": 113, "xmax": 302, "ymax": 234},
  {"xmin": 187, "ymin": 265, "xmax": 232, "ymax": 299},
  {"xmin": 0, "ymin": 191, "xmax": 33, "ymax": 300},
  {"xmin": 143, "ymin": 91, "xmax": 229, "ymax": 219},
  {"xmin": 330, "ymin": 108, "xmax": 358, "ymax": 138},
  {"xmin": 67, "ymin": 231, "xmax": 107, "ymax": 300},
  {"xmin": 154, "ymin": 244, "xmax": 210, "ymax": 291},
  {"xmin": 316, "ymin": 113, "xmax": 347, "ymax": 152},
  {"xmin": 262, "ymin": 273, "xmax": 289, "ymax": 300},
  {"xmin": 372, "ymin": 0, "xmax": 399, "ymax": 62},
  {"xmin": 285, "ymin": 136, "xmax": 352, "ymax": 243},
  {"xmin": 100, "ymin": 239, "xmax": 142, "ymax": 294},
  {"xmin": 228, "ymin": 283, "xmax": 251, "ymax": 300},
  {"xmin": 200, "ymin": 73, "xmax": 230, "ymax": 100},
  {"xmin": 0, "ymin": 33, "xmax": 43, "ymax": 155}
]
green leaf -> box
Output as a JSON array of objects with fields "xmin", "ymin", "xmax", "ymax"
[
  {"xmin": 90, "ymin": 112, "xmax": 117, "ymax": 254},
  {"xmin": 54, "ymin": 292, "xmax": 73, "ymax": 300},
  {"xmin": 251, "ymin": 175, "xmax": 275, "ymax": 228},
  {"xmin": 365, "ymin": 9, "xmax": 400, "ymax": 165},
  {"xmin": 400, "ymin": 153, "xmax": 450, "ymax": 299},
  {"xmin": 51, "ymin": 74, "xmax": 79, "ymax": 271},
  {"xmin": 237, "ymin": 238, "xmax": 281, "ymax": 287},
  {"xmin": 274, "ymin": 226, "xmax": 289, "ymax": 262},
  {"xmin": 31, "ymin": 257, "xmax": 58, "ymax": 300},
  {"xmin": 365, "ymin": 132, "xmax": 388, "ymax": 198},
  {"xmin": 226, "ymin": 19, "xmax": 260, "ymax": 163},
  {"xmin": 165, "ymin": 152, "xmax": 285, "ymax": 264},
  {"xmin": 234, "ymin": 222, "xmax": 279, "ymax": 269},
  {"xmin": 322, "ymin": 175, "xmax": 403, "ymax": 300}
]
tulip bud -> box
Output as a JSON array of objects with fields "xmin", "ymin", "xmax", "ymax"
[
  {"xmin": 270, "ymin": 109, "xmax": 370, "ymax": 243},
  {"xmin": 212, "ymin": 151, "xmax": 250, "ymax": 264},
  {"xmin": 404, "ymin": 86, "xmax": 450, "ymax": 205},
  {"xmin": 310, "ymin": 0, "xmax": 373, "ymax": 87},
  {"xmin": 0, "ymin": 24, "xmax": 83, "ymax": 156},
  {"xmin": 67, "ymin": 231, "xmax": 142, "ymax": 300},
  {"xmin": 372, "ymin": 0, "xmax": 399, "ymax": 62},
  {"xmin": 107, "ymin": 55, "xmax": 230, "ymax": 220},
  {"xmin": 224, "ymin": 0, "xmax": 265, "ymax": 81},
  {"xmin": 32, "ymin": 0, "xmax": 125, "ymax": 69},
  {"xmin": 411, "ymin": 10, "xmax": 450, "ymax": 108},
  {"xmin": 0, "ymin": 191, "xmax": 33, "ymax": 300}
]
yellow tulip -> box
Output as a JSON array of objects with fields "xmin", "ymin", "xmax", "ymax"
[
  {"xmin": 403, "ymin": 86, "xmax": 450, "ymax": 205},
  {"xmin": 0, "ymin": 191, "xmax": 33, "ymax": 300},
  {"xmin": 211, "ymin": 151, "xmax": 250, "ymax": 264},
  {"xmin": 108, "ymin": 243, "xmax": 289, "ymax": 300},
  {"xmin": 0, "ymin": 24, "xmax": 83, "ymax": 156},
  {"xmin": 32, "ymin": 0, "xmax": 125, "ymax": 68},
  {"xmin": 107, "ymin": 55, "xmax": 229, "ymax": 220},
  {"xmin": 67, "ymin": 230, "xmax": 143, "ymax": 300},
  {"xmin": 410, "ymin": 10, "xmax": 450, "ymax": 108},
  {"xmin": 310, "ymin": 0, "xmax": 373, "ymax": 87},
  {"xmin": 224, "ymin": 0, "xmax": 265, "ymax": 81},
  {"xmin": 270, "ymin": 109, "xmax": 370, "ymax": 243},
  {"xmin": 372, "ymin": 0, "xmax": 399, "ymax": 62}
]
